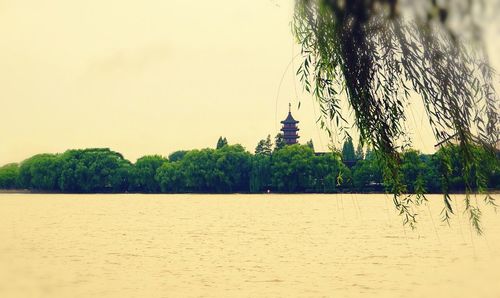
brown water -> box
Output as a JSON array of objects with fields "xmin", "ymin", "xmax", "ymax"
[{"xmin": 0, "ymin": 194, "xmax": 499, "ymax": 298}]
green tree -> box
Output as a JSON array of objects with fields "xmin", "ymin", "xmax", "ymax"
[
  {"xmin": 355, "ymin": 143, "xmax": 364, "ymax": 160},
  {"xmin": 365, "ymin": 146, "xmax": 375, "ymax": 161},
  {"xmin": 352, "ymin": 158, "xmax": 383, "ymax": 191},
  {"xmin": 483, "ymin": 152, "xmax": 500, "ymax": 189},
  {"xmin": 216, "ymin": 137, "xmax": 228, "ymax": 149},
  {"xmin": 255, "ymin": 135, "xmax": 273, "ymax": 156},
  {"xmin": 59, "ymin": 148, "xmax": 131, "ymax": 193},
  {"xmin": 168, "ymin": 150, "xmax": 188, "ymax": 162},
  {"xmin": 130, "ymin": 155, "xmax": 167, "ymax": 193},
  {"xmin": 0, "ymin": 163, "xmax": 20, "ymax": 189},
  {"xmin": 249, "ymin": 154, "xmax": 272, "ymax": 193},
  {"xmin": 274, "ymin": 133, "xmax": 286, "ymax": 152},
  {"xmin": 433, "ymin": 144, "xmax": 500, "ymax": 193},
  {"xmin": 175, "ymin": 145, "xmax": 251, "ymax": 193},
  {"xmin": 213, "ymin": 145, "xmax": 252, "ymax": 192},
  {"xmin": 419, "ymin": 154, "xmax": 441, "ymax": 193},
  {"xmin": 156, "ymin": 162, "xmax": 185, "ymax": 193},
  {"xmin": 306, "ymin": 139, "xmax": 315, "ymax": 151},
  {"xmin": 272, "ymin": 144, "xmax": 314, "ymax": 192},
  {"xmin": 400, "ymin": 150, "xmax": 431, "ymax": 194},
  {"xmin": 181, "ymin": 148, "xmax": 217, "ymax": 192},
  {"xmin": 311, "ymin": 152, "xmax": 350, "ymax": 192},
  {"xmin": 18, "ymin": 154, "xmax": 62, "ymax": 191},
  {"xmin": 341, "ymin": 136, "xmax": 355, "ymax": 162}
]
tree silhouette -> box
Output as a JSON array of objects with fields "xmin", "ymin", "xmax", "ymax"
[
  {"xmin": 255, "ymin": 135, "xmax": 273, "ymax": 155},
  {"xmin": 341, "ymin": 136, "xmax": 355, "ymax": 162},
  {"xmin": 216, "ymin": 137, "xmax": 228, "ymax": 149},
  {"xmin": 274, "ymin": 133, "xmax": 286, "ymax": 152},
  {"xmin": 355, "ymin": 142, "xmax": 364, "ymax": 160}
]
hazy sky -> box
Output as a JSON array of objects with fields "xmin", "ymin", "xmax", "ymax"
[{"xmin": 0, "ymin": 0, "xmax": 499, "ymax": 166}]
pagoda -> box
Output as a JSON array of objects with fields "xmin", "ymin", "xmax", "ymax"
[{"xmin": 281, "ymin": 103, "xmax": 300, "ymax": 145}]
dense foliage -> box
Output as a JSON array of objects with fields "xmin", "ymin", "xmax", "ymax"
[
  {"xmin": 158, "ymin": 145, "xmax": 252, "ymax": 193},
  {"xmin": 129, "ymin": 155, "xmax": 167, "ymax": 193},
  {"xmin": 58, "ymin": 149, "xmax": 132, "ymax": 193},
  {"xmin": 0, "ymin": 163, "xmax": 19, "ymax": 189},
  {"xmin": 0, "ymin": 142, "xmax": 498, "ymax": 195}
]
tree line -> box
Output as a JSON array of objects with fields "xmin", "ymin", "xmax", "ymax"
[{"xmin": 0, "ymin": 136, "xmax": 498, "ymax": 193}]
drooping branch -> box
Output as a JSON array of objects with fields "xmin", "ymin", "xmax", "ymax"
[{"xmin": 293, "ymin": 0, "xmax": 499, "ymax": 233}]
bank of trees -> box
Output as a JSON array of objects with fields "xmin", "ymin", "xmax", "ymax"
[
  {"xmin": 0, "ymin": 141, "xmax": 498, "ymax": 194},
  {"xmin": 157, "ymin": 145, "xmax": 252, "ymax": 193},
  {"xmin": 10, "ymin": 149, "xmax": 133, "ymax": 192}
]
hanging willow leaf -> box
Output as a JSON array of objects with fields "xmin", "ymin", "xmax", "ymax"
[{"xmin": 293, "ymin": 0, "xmax": 499, "ymax": 234}]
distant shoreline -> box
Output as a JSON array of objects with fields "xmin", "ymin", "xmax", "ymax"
[{"xmin": 1, "ymin": 189, "xmax": 498, "ymax": 195}]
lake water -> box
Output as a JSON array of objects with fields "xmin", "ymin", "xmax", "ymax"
[{"xmin": 0, "ymin": 194, "xmax": 499, "ymax": 298}]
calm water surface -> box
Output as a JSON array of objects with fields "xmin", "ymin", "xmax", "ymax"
[{"xmin": 0, "ymin": 194, "xmax": 499, "ymax": 298}]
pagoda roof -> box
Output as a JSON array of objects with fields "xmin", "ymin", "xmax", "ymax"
[{"xmin": 281, "ymin": 112, "xmax": 299, "ymax": 124}]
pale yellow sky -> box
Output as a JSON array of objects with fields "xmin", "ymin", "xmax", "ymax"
[{"xmin": 0, "ymin": 0, "xmax": 499, "ymax": 165}]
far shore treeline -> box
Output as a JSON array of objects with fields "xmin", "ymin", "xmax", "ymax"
[{"xmin": 0, "ymin": 136, "xmax": 498, "ymax": 194}]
